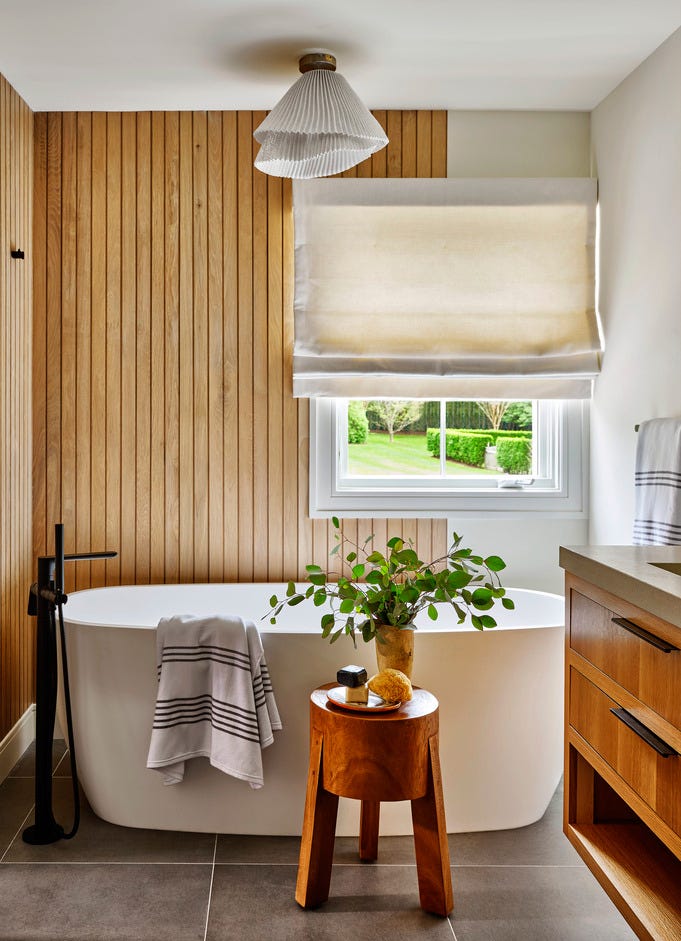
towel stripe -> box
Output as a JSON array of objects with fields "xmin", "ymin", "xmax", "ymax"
[
  {"xmin": 633, "ymin": 536, "xmax": 681, "ymax": 545},
  {"xmin": 162, "ymin": 644, "xmax": 251, "ymax": 664},
  {"xmin": 634, "ymin": 519, "xmax": 681, "ymax": 534},
  {"xmin": 635, "ymin": 470, "xmax": 681, "ymax": 480},
  {"xmin": 157, "ymin": 654, "xmax": 253, "ymax": 674},
  {"xmin": 634, "ymin": 533, "xmax": 681, "ymax": 544},
  {"xmin": 153, "ymin": 708, "xmax": 258, "ymax": 735},
  {"xmin": 152, "ymin": 713, "xmax": 261, "ymax": 744},
  {"xmin": 161, "ymin": 651, "xmax": 251, "ymax": 673},
  {"xmin": 155, "ymin": 694, "xmax": 259, "ymax": 725},
  {"xmin": 633, "ymin": 520, "xmax": 681, "ymax": 544},
  {"xmin": 633, "ymin": 518, "xmax": 681, "ymax": 534},
  {"xmin": 158, "ymin": 645, "xmax": 252, "ymax": 672},
  {"xmin": 156, "ymin": 680, "xmax": 273, "ymax": 712},
  {"xmin": 160, "ymin": 651, "xmax": 251, "ymax": 665},
  {"xmin": 156, "ymin": 693, "xmax": 257, "ymax": 714},
  {"xmin": 153, "ymin": 705, "xmax": 259, "ymax": 735}
]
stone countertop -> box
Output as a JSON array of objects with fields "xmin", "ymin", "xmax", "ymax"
[{"xmin": 559, "ymin": 544, "xmax": 681, "ymax": 629}]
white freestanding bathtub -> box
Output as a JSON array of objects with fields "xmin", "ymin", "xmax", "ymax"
[{"xmin": 61, "ymin": 584, "xmax": 564, "ymax": 836}]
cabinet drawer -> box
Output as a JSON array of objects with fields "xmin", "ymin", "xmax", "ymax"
[
  {"xmin": 570, "ymin": 668, "xmax": 681, "ymax": 837},
  {"xmin": 570, "ymin": 589, "xmax": 681, "ymax": 730}
]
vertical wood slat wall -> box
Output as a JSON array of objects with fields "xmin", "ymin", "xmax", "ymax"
[
  {"xmin": 32, "ymin": 110, "xmax": 447, "ymax": 594},
  {"xmin": 0, "ymin": 75, "xmax": 33, "ymax": 739}
]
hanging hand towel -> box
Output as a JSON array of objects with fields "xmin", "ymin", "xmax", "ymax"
[
  {"xmin": 146, "ymin": 615, "xmax": 282, "ymax": 788},
  {"xmin": 633, "ymin": 418, "xmax": 681, "ymax": 545}
]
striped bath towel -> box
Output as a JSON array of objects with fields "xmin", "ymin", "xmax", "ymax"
[
  {"xmin": 633, "ymin": 418, "xmax": 681, "ymax": 545},
  {"xmin": 146, "ymin": 615, "xmax": 282, "ymax": 788}
]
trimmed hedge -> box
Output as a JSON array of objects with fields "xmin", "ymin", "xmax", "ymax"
[
  {"xmin": 482, "ymin": 429, "xmax": 532, "ymax": 443},
  {"xmin": 446, "ymin": 431, "xmax": 493, "ymax": 466},
  {"xmin": 426, "ymin": 428, "xmax": 440, "ymax": 453},
  {"xmin": 496, "ymin": 436, "xmax": 532, "ymax": 475},
  {"xmin": 427, "ymin": 427, "xmax": 531, "ymax": 456},
  {"xmin": 427, "ymin": 429, "xmax": 492, "ymax": 466},
  {"xmin": 348, "ymin": 401, "xmax": 369, "ymax": 444}
]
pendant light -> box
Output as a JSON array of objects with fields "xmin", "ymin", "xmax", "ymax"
[{"xmin": 253, "ymin": 52, "xmax": 388, "ymax": 179}]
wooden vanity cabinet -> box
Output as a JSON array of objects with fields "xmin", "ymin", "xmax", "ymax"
[{"xmin": 564, "ymin": 573, "xmax": 681, "ymax": 941}]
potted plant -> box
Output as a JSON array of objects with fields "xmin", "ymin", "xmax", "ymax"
[{"xmin": 266, "ymin": 519, "xmax": 514, "ymax": 679}]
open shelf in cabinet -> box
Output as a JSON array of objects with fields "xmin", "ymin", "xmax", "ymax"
[{"xmin": 565, "ymin": 746, "xmax": 681, "ymax": 941}]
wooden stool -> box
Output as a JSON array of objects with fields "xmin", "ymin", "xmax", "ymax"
[{"xmin": 295, "ymin": 684, "xmax": 453, "ymax": 916}]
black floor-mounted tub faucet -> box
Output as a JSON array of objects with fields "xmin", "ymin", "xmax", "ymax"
[{"xmin": 23, "ymin": 523, "xmax": 116, "ymax": 845}]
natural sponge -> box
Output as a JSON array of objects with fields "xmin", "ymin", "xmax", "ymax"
[{"xmin": 367, "ymin": 668, "xmax": 413, "ymax": 704}]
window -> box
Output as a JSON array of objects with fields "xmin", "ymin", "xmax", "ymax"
[
  {"xmin": 310, "ymin": 398, "xmax": 587, "ymax": 518},
  {"xmin": 296, "ymin": 178, "xmax": 597, "ymax": 519}
]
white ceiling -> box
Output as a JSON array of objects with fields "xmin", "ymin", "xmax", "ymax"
[{"xmin": 0, "ymin": 0, "xmax": 679, "ymax": 112}]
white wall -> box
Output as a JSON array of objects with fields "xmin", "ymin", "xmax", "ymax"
[
  {"xmin": 446, "ymin": 110, "xmax": 591, "ymax": 594},
  {"xmin": 444, "ymin": 516, "xmax": 588, "ymax": 596},
  {"xmin": 590, "ymin": 28, "xmax": 681, "ymax": 544},
  {"xmin": 448, "ymin": 111, "xmax": 590, "ymax": 178}
]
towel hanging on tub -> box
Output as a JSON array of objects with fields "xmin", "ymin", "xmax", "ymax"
[
  {"xmin": 633, "ymin": 418, "xmax": 681, "ymax": 545},
  {"xmin": 146, "ymin": 615, "xmax": 282, "ymax": 788}
]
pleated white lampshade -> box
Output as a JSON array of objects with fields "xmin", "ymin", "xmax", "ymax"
[{"xmin": 253, "ymin": 55, "xmax": 388, "ymax": 179}]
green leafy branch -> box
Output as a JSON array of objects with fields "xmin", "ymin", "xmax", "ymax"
[{"xmin": 265, "ymin": 518, "xmax": 514, "ymax": 646}]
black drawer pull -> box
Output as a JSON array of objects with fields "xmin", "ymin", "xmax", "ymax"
[
  {"xmin": 610, "ymin": 708, "xmax": 678, "ymax": 758},
  {"xmin": 611, "ymin": 616, "xmax": 679, "ymax": 653}
]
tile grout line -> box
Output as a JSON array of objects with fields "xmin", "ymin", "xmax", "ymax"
[
  {"xmin": 52, "ymin": 750, "xmax": 69, "ymax": 776},
  {"xmin": 1, "ymin": 861, "xmax": 218, "ymax": 866},
  {"xmin": 202, "ymin": 834, "xmax": 218, "ymax": 941},
  {"xmin": 450, "ymin": 863, "xmax": 585, "ymax": 869},
  {"xmin": 0, "ymin": 859, "xmax": 588, "ymax": 868},
  {"xmin": 0, "ymin": 804, "xmax": 35, "ymax": 864},
  {"xmin": 2, "ymin": 744, "xmax": 69, "ymax": 862}
]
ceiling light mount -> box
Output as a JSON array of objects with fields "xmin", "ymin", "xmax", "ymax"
[
  {"xmin": 298, "ymin": 52, "xmax": 336, "ymax": 73},
  {"xmin": 253, "ymin": 50, "xmax": 388, "ymax": 180}
]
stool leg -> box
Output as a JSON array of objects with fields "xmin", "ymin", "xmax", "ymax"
[
  {"xmin": 295, "ymin": 729, "xmax": 339, "ymax": 909},
  {"xmin": 359, "ymin": 801, "xmax": 380, "ymax": 861},
  {"xmin": 410, "ymin": 734, "xmax": 454, "ymax": 916}
]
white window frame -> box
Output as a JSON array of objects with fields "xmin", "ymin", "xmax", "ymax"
[{"xmin": 309, "ymin": 398, "xmax": 588, "ymax": 519}]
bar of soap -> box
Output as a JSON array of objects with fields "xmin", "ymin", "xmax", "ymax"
[
  {"xmin": 337, "ymin": 664, "xmax": 368, "ymax": 688},
  {"xmin": 345, "ymin": 684, "xmax": 369, "ymax": 704}
]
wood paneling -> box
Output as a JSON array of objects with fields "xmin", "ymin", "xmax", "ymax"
[
  {"xmin": 32, "ymin": 111, "xmax": 447, "ymax": 589},
  {"xmin": 0, "ymin": 74, "xmax": 33, "ymax": 738}
]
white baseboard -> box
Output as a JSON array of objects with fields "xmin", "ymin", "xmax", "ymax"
[{"xmin": 0, "ymin": 705, "xmax": 36, "ymax": 783}]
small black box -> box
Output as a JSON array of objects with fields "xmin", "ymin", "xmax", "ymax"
[{"xmin": 337, "ymin": 665, "xmax": 368, "ymax": 688}]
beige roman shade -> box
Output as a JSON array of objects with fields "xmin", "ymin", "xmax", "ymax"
[{"xmin": 292, "ymin": 177, "xmax": 600, "ymax": 398}]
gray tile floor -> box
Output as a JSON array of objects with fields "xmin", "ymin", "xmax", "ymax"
[{"xmin": 0, "ymin": 741, "xmax": 637, "ymax": 940}]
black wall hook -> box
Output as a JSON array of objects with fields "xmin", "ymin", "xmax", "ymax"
[{"xmin": 11, "ymin": 249, "xmax": 25, "ymax": 259}]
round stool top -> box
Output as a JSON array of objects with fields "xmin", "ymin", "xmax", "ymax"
[
  {"xmin": 311, "ymin": 683, "xmax": 438, "ymax": 723},
  {"xmin": 309, "ymin": 683, "xmax": 440, "ymax": 802}
]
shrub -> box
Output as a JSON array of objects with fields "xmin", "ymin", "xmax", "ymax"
[
  {"xmin": 446, "ymin": 431, "xmax": 493, "ymax": 466},
  {"xmin": 456, "ymin": 428, "xmax": 532, "ymax": 445},
  {"xmin": 348, "ymin": 401, "xmax": 369, "ymax": 444},
  {"xmin": 426, "ymin": 427, "xmax": 530, "ymax": 457},
  {"xmin": 487, "ymin": 429, "xmax": 532, "ymax": 441},
  {"xmin": 497, "ymin": 437, "xmax": 532, "ymax": 475}
]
